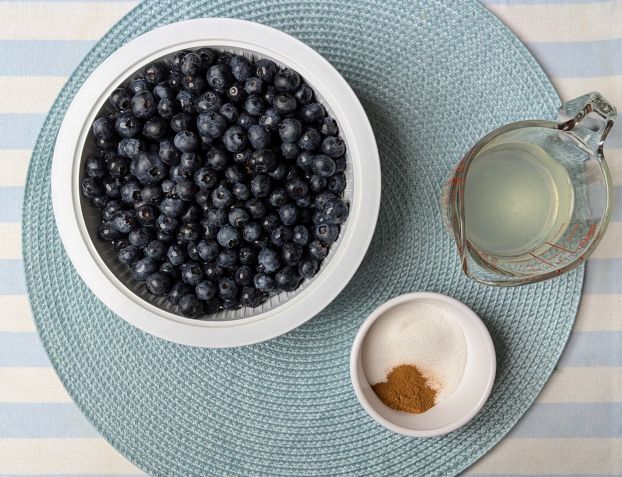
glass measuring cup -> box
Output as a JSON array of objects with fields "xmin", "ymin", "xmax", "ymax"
[{"xmin": 443, "ymin": 92, "xmax": 616, "ymax": 286}]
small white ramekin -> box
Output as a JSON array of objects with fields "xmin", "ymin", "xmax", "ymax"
[
  {"xmin": 52, "ymin": 19, "xmax": 380, "ymax": 348},
  {"xmin": 350, "ymin": 292, "xmax": 496, "ymax": 437}
]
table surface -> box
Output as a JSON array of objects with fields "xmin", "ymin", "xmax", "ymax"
[{"xmin": 1, "ymin": 0, "xmax": 621, "ymax": 475}]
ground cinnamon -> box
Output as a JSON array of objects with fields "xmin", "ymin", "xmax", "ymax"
[{"xmin": 371, "ymin": 364, "xmax": 437, "ymax": 413}]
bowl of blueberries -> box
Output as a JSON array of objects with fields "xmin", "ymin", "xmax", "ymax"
[{"xmin": 51, "ymin": 18, "xmax": 380, "ymax": 347}]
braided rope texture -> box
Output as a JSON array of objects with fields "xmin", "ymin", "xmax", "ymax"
[{"xmin": 22, "ymin": 1, "xmax": 583, "ymax": 475}]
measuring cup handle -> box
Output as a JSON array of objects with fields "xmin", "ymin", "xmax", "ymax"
[{"xmin": 557, "ymin": 92, "xmax": 616, "ymax": 155}]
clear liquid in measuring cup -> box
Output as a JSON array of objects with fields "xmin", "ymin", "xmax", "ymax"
[{"xmin": 464, "ymin": 141, "xmax": 574, "ymax": 259}]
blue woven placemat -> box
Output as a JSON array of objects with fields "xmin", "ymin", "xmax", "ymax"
[{"xmin": 22, "ymin": 1, "xmax": 583, "ymax": 475}]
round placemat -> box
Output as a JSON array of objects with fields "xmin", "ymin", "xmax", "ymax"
[{"xmin": 23, "ymin": 1, "xmax": 583, "ymax": 476}]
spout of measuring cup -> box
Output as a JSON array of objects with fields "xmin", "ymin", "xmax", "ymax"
[{"xmin": 557, "ymin": 92, "xmax": 616, "ymax": 155}]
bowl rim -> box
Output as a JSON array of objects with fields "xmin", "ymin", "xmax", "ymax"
[
  {"xmin": 349, "ymin": 292, "xmax": 496, "ymax": 437},
  {"xmin": 51, "ymin": 18, "xmax": 381, "ymax": 348}
]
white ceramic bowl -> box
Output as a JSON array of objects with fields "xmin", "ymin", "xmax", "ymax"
[
  {"xmin": 350, "ymin": 293, "xmax": 496, "ymax": 437},
  {"xmin": 52, "ymin": 19, "xmax": 380, "ymax": 348}
]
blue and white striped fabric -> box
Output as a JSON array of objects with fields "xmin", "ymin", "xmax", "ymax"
[{"xmin": 1, "ymin": 0, "xmax": 621, "ymax": 475}]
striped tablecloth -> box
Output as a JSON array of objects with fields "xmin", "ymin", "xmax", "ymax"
[{"xmin": 1, "ymin": 0, "xmax": 621, "ymax": 475}]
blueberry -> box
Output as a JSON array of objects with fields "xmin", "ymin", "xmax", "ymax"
[
  {"xmin": 233, "ymin": 148, "xmax": 252, "ymax": 166},
  {"xmin": 92, "ymin": 195, "xmax": 109, "ymax": 208},
  {"xmin": 196, "ymin": 48, "xmax": 217, "ymax": 68},
  {"xmin": 243, "ymin": 221, "xmax": 263, "ymax": 242},
  {"xmin": 176, "ymin": 91, "xmax": 195, "ymax": 114},
  {"xmin": 106, "ymin": 155, "xmax": 129, "ymax": 178},
  {"xmin": 134, "ymin": 153, "xmax": 168, "ymax": 184},
  {"xmin": 102, "ymin": 200, "xmax": 123, "ymax": 221},
  {"xmin": 207, "ymin": 64, "xmax": 233, "ymax": 90},
  {"xmin": 111, "ymin": 210, "xmax": 136, "ymax": 233},
  {"xmin": 226, "ymin": 82, "xmax": 246, "ymax": 103},
  {"xmin": 205, "ymin": 208, "xmax": 228, "ymax": 227},
  {"xmin": 179, "ymin": 293, "xmax": 203, "ymax": 317},
  {"xmin": 128, "ymin": 226, "xmax": 152, "ymax": 247},
  {"xmin": 298, "ymin": 257, "xmax": 319, "ymax": 279},
  {"xmin": 308, "ymin": 240, "xmax": 329, "ymax": 260},
  {"xmin": 224, "ymin": 165, "xmax": 244, "ymax": 184},
  {"xmin": 85, "ymin": 155, "xmax": 106, "ymax": 178},
  {"xmin": 315, "ymin": 224, "xmax": 339, "ymax": 243},
  {"xmin": 334, "ymin": 157, "xmax": 346, "ymax": 172},
  {"xmin": 257, "ymin": 248, "xmax": 281, "ymax": 273},
  {"xmin": 181, "ymin": 261, "xmax": 204, "ymax": 285},
  {"xmin": 263, "ymin": 85, "xmax": 277, "ymax": 104},
  {"xmin": 180, "ymin": 52, "xmax": 202, "ymax": 75},
  {"xmin": 237, "ymin": 112, "xmax": 258, "ymax": 129},
  {"xmin": 160, "ymin": 197, "xmax": 185, "ymax": 217},
  {"xmin": 187, "ymin": 241, "xmax": 201, "ymax": 261},
  {"xmin": 136, "ymin": 204, "xmax": 158, "ymax": 226},
  {"xmin": 282, "ymin": 242, "xmax": 302, "ymax": 265},
  {"xmin": 294, "ymin": 83, "xmax": 313, "ymax": 105},
  {"xmin": 246, "ymin": 198, "xmax": 267, "ymax": 218},
  {"xmin": 170, "ymin": 112, "xmax": 194, "ymax": 133},
  {"xmin": 205, "ymin": 147, "xmax": 229, "ymax": 171},
  {"xmin": 115, "ymin": 113, "xmax": 141, "ymax": 138},
  {"xmin": 174, "ymin": 130, "xmax": 199, "ymax": 152},
  {"xmin": 238, "ymin": 246, "xmax": 257, "ymax": 265},
  {"xmin": 196, "ymin": 280, "xmax": 217, "ymax": 301},
  {"xmin": 216, "ymin": 225, "xmax": 240, "ymax": 249},
  {"xmin": 298, "ymin": 128, "xmax": 322, "ymax": 151},
  {"xmin": 269, "ymin": 162, "xmax": 289, "ymax": 181},
  {"xmin": 296, "ymin": 151, "xmax": 314, "ymax": 171},
  {"xmin": 327, "ymin": 173, "xmax": 346, "ymax": 194},
  {"xmin": 274, "ymin": 68, "xmax": 300, "ymax": 92},
  {"xmin": 131, "ymin": 91, "xmax": 157, "ymax": 119},
  {"xmin": 219, "ymin": 103, "xmax": 239, "ymax": 123},
  {"xmin": 110, "ymin": 88, "xmax": 132, "ymax": 112},
  {"xmin": 254, "ymin": 273, "xmax": 275, "ymax": 292},
  {"xmin": 197, "ymin": 239, "xmax": 219, "ymax": 261},
  {"xmin": 169, "ymin": 165, "xmax": 186, "ymax": 182},
  {"xmin": 268, "ymin": 188, "xmax": 288, "ymax": 208},
  {"xmin": 157, "ymin": 231, "xmax": 176, "ymax": 243},
  {"xmin": 273, "ymin": 94, "xmax": 297, "ymax": 115},
  {"xmin": 285, "ymin": 177, "xmax": 309, "ymax": 199},
  {"xmin": 230, "ymin": 55, "xmax": 253, "ymax": 81},
  {"xmin": 309, "ymin": 175, "xmax": 327, "ymax": 192},
  {"xmin": 279, "ymin": 203, "xmax": 299, "ymax": 226},
  {"xmin": 255, "ymin": 59, "xmax": 277, "ymax": 82},
  {"xmin": 310, "ymin": 154, "xmax": 336, "ymax": 177},
  {"xmin": 321, "ymin": 117, "xmax": 338, "ymax": 136},
  {"xmin": 98, "ymin": 222, "xmax": 121, "ymax": 241},
  {"xmin": 250, "ymin": 174, "xmax": 271, "ymax": 198},
  {"xmin": 292, "ymin": 225, "xmax": 310, "ymax": 245},
  {"xmin": 271, "ymin": 225, "xmax": 292, "ymax": 247},
  {"xmin": 92, "ymin": 117, "xmax": 114, "ymax": 140},
  {"xmin": 218, "ymin": 277, "xmax": 238, "ymax": 301},
  {"xmin": 197, "ymin": 112, "xmax": 227, "ymax": 138},
  {"xmin": 195, "ymin": 90, "xmax": 223, "ymax": 113},
  {"xmin": 278, "ymin": 118, "xmax": 302, "ymax": 143},
  {"xmin": 81, "ymin": 177, "xmax": 104, "ymax": 200},
  {"xmin": 145, "ymin": 272, "xmax": 172, "ymax": 295},
  {"xmin": 118, "ymin": 138, "xmax": 145, "ymax": 159},
  {"xmin": 244, "ymin": 94, "xmax": 265, "ymax": 116},
  {"xmin": 118, "ymin": 245, "xmax": 141, "ymax": 265},
  {"xmin": 173, "ymin": 179, "xmax": 195, "ymax": 201},
  {"xmin": 132, "ymin": 257, "xmax": 157, "ymax": 281},
  {"xmin": 182, "ymin": 74, "xmax": 206, "ymax": 95},
  {"xmin": 244, "ymin": 76, "xmax": 263, "ymax": 95},
  {"xmin": 217, "ymin": 249, "xmax": 238, "ymax": 269},
  {"xmin": 247, "ymin": 125, "xmax": 271, "ymax": 149},
  {"xmin": 300, "ymin": 102, "xmax": 325, "ymax": 125},
  {"xmin": 129, "ymin": 78, "xmax": 150, "ymax": 95},
  {"xmin": 275, "ymin": 266, "xmax": 300, "ymax": 291},
  {"xmin": 212, "ymin": 184, "xmax": 234, "ymax": 209},
  {"xmin": 104, "ymin": 178, "xmax": 122, "ymax": 198},
  {"xmin": 167, "ymin": 282, "xmax": 191, "ymax": 305},
  {"xmin": 261, "ymin": 213, "xmax": 280, "ymax": 232},
  {"xmin": 158, "ymin": 139, "xmax": 180, "ymax": 165},
  {"xmin": 144, "ymin": 63, "xmax": 167, "ymax": 83},
  {"xmin": 153, "ymin": 84, "xmax": 175, "ymax": 100},
  {"xmin": 204, "ymin": 262, "xmax": 223, "ymax": 281},
  {"xmin": 281, "ymin": 142, "xmax": 299, "ymax": 160},
  {"xmin": 234, "ymin": 266, "xmax": 253, "ymax": 287},
  {"xmin": 157, "ymin": 215, "xmax": 179, "ymax": 235},
  {"xmin": 223, "ymin": 125, "xmax": 248, "ymax": 153},
  {"xmin": 321, "ymin": 198, "xmax": 349, "ymax": 224},
  {"xmin": 177, "ymin": 222, "xmax": 203, "ymax": 243},
  {"xmin": 259, "ymin": 108, "xmax": 281, "ymax": 131},
  {"xmin": 143, "ymin": 117, "xmax": 168, "ymax": 140},
  {"xmin": 196, "ymin": 189, "xmax": 211, "ymax": 207},
  {"xmin": 240, "ymin": 287, "xmax": 263, "ymax": 307},
  {"xmin": 229, "ymin": 207, "xmax": 251, "ymax": 228},
  {"xmin": 321, "ymin": 136, "xmax": 346, "ymax": 158},
  {"xmin": 250, "ymin": 149, "xmax": 277, "ymax": 173},
  {"xmin": 160, "ymin": 261, "xmax": 181, "ymax": 279},
  {"xmin": 194, "ymin": 167, "xmax": 219, "ymax": 190},
  {"xmin": 168, "ymin": 71, "xmax": 183, "ymax": 90}
]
